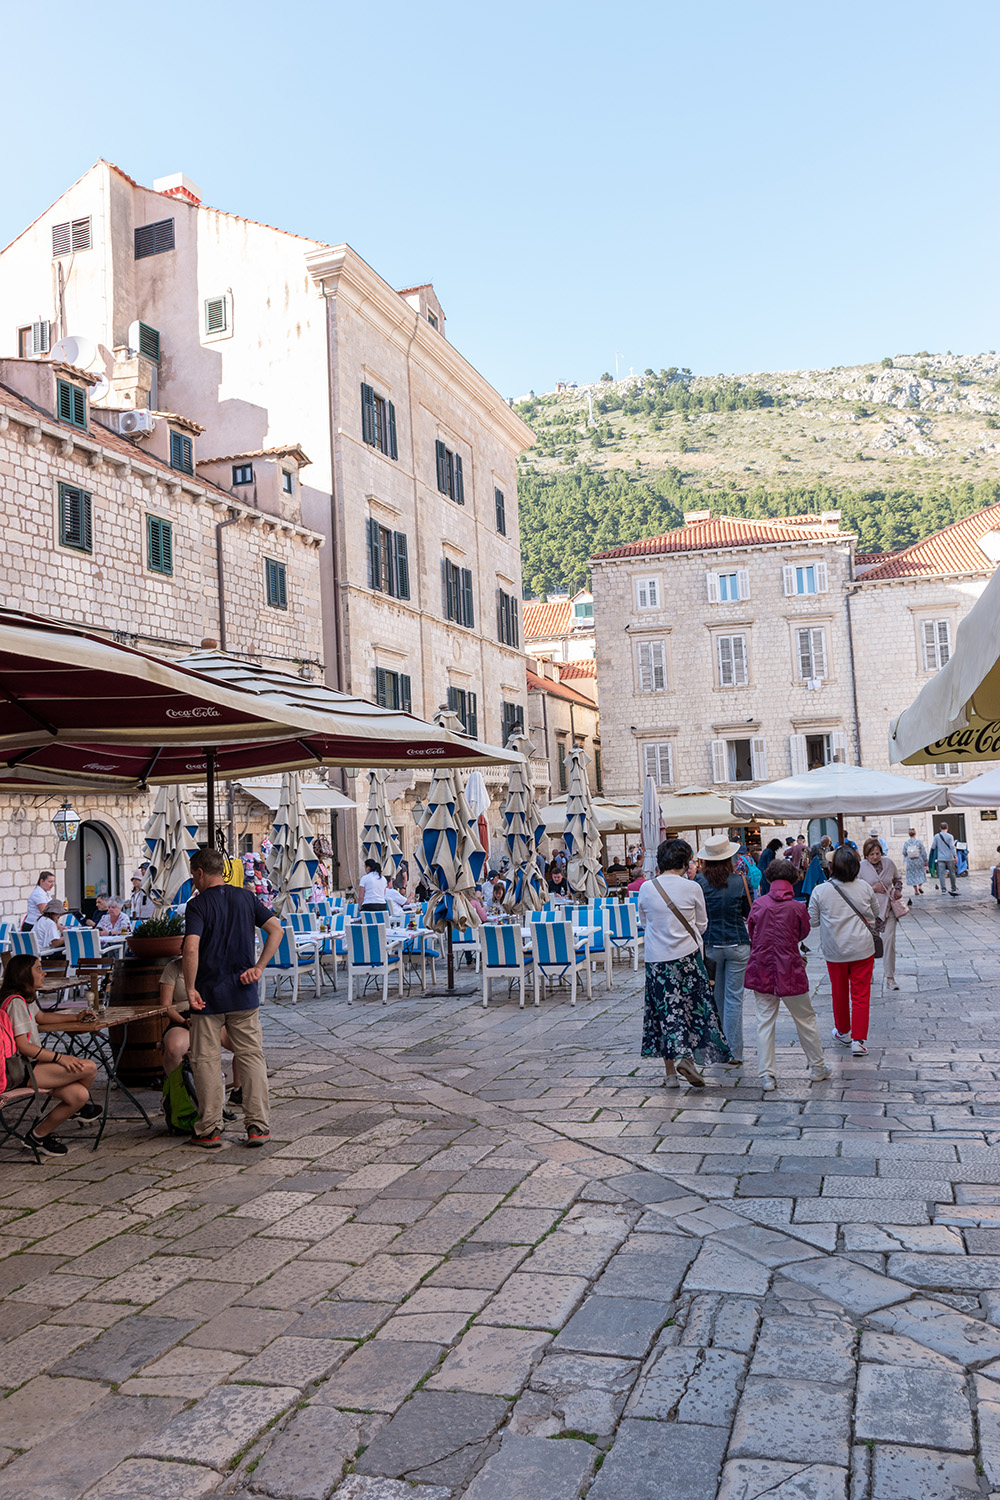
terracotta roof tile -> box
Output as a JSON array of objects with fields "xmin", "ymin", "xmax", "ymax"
[
  {"xmin": 557, "ymin": 661, "xmax": 597, "ymax": 679},
  {"xmin": 523, "ymin": 599, "xmax": 573, "ymax": 637},
  {"xmin": 859, "ymin": 503, "xmax": 1000, "ymax": 580},
  {"xmin": 525, "ymin": 669, "xmax": 597, "ymax": 708},
  {"xmin": 199, "ymin": 444, "xmax": 311, "ymax": 466},
  {"xmin": 592, "ymin": 514, "xmax": 849, "ymax": 560}
]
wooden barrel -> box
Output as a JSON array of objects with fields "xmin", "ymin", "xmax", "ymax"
[{"xmin": 107, "ymin": 955, "xmax": 172, "ymax": 1087}]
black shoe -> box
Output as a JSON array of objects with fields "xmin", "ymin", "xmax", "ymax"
[
  {"xmin": 223, "ymin": 1107, "xmax": 237, "ymax": 1122},
  {"xmin": 77, "ymin": 1101, "xmax": 103, "ymax": 1122},
  {"xmin": 228, "ymin": 1087, "xmax": 243, "ymax": 1106},
  {"xmin": 25, "ymin": 1129, "xmax": 68, "ymax": 1157}
]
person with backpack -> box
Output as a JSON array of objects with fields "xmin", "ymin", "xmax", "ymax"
[
  {"xmin": 0, "ymin": 955, "xmax": 101, "ymax": 1156},
  {"xmin": 745, "ymin": 859, "xmax": 831, "ymax": 1091},
  {"xmin": 157, "ymin": 959, "xmax": 242, "ymax": 1132},
  {"xmin": 808, "ymin": 844, "xmax": 880, "ymax": 1057}
]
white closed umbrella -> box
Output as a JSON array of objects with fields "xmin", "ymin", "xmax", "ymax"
[
  {"xmin": 499, "ymin": 734, "xmax": 546, "ymax": 913},
  {"xmin": 563, "ymin": 747, "xmax": 606, "ymax": 902},
  {"xmin": 360, "ymin": 770, "xmax": 403, "ymax": 876},
  {"xmin": 266, "ymin": 772, "xmax": 318, "ymax": 917},
  {"xmin": 142, "ymin": 784, "xmax": 199, "ymax": 915},
  {"xmin": 641, "ymin": 773, "xmax": 660, "ymax": 878}
]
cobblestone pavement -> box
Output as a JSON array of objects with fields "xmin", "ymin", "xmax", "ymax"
[{"xmin": 3, "ymin": 881, "xmax": 1000, "ymax": 1499}]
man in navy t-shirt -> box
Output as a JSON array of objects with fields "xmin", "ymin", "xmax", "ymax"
[{"xmin": 182, "ymin": 847, "xmax": 283, "ymax": 1148}]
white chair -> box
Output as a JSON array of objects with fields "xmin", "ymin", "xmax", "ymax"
[
  {"xmin": 583, "ymin": 906, "xmax": 613, "ymax": 989},
  {"xmin": 8, "ymin": 931, "xmax": 39, "ymax": 958},
  {"xmin": 265, "ymin": 927, "xmax": 321, "ymax": 1003},
  {"xmin": 532, "ymin": 920, "xmax": 591, "ymax": 1007},
  {"xmin": 0, "ymin": 922, "xmax": 12, "ymax": 954},
  {"xmin": 346, "ymin": 921, "xmax": 402, "ymax": 1005},
  {"xmin": 607, "ymin": 902, "xmax": 641, "ymax": 970},
  {"xmin": 477, "ymin": 924, "xmax": 533, "ymax": 1009}
]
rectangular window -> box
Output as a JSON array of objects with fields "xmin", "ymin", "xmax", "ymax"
[
  {"xmin": 134, "ymin": 218, "xmax": 175, "ymax": 259},
  {"xmin": 19, "ymin": 320, "xmax": 50, "ymax": 357},
  {"xmin": 636, "ymin": 639, "xmax": 667, "ymax": 693},
  {"xmin": 501, "ymin": 701, "xmax": 522, "ymax": 743},
  {"xmin": 635, "ymin": 577, "xmax": 660, "ymax": 609},
  {"xmin": 232, "ymin": 464, "xmax": 254, "ymax": 486},
  {"xmin": 360, "ymin": 383, "xmax": 398, "ymax": 460},
  {"xmin": 146, "ymin": 514, "xmax": 173, "ymax": 576},
  {"xmin": 447, "ymin": 686, "xmax": 478, "ymax": 738},
  {"xmin": 443, "ymin": 559, "xmax": 475, "ymax": 626},
  {"xmin": 56, "ymin": 380, "xmax": 87, "ymax": 429},
  {"xmin": 712, "ymin": 737, "xmax": 767, "ymax": 783},
  {"xmin": 366, "ymin": 518, "xmax": 410, "ymax": 600},
  {"xmin": 136, "ymin": 322, "xmax": 160, "ymax": 362},
  {"xmin": 52, "ymin": 217, "xmax": 91, "ymax": 256},
  {"xmin": 717, "ymin": 633, "xmax": 749, "ymax": 687},
  {"xmin": 497, "ymin": 589, "xmax": 520, "ymax": 647},
  {"xmin": 796, "ymin": 626, "xmax": 828, "ymax": 681},
  {"xmin": 205, "ymin": 296, "xmax": 227, "ymax": 334},
  {"xmin": 281, "ymin": 469, "xmax": 294, "ymax": 495},
  {"xmin": 922, "ymin": 619, "xmax": 952, "ymax": 672},
  {"xmin": 932, "ymin": 762, "xmax": 961, "ymax": 778},
  {"xmin": 375, "ymin": 668, "xmax": 412, "ymax": 713},
  {"xmin": 169, "ymin": 431, "xmax": 193, "ymax": 474},
  {"xmin": 557, "ymin": 737, "xmax": 568, "ymax": 792},
  {"xmin": 495, "ymin": 487, "xmax": 506, "ymax": 535},
  {"xmin": 783, "ymin": 560, "xmax": 829, "ymax": 595},
  {"xmin": 435, "ymin": 439, "xmax": 465, "ymax": 503},
  {"xmin": 573, "ymin": 598, "xmax": 594, "ymax": 620},
  {"xmin": 58, "ymin": 483, "xmax": 92, "ymax": 553},
  {"xmin": 265, "ymin": 558, "xmax": 288, "ymax": 609},
  {"xmin": 643, "ymin": 742, "xmax": 674, "ymax": 786}
]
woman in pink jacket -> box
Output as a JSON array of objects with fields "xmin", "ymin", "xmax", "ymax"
[{"xmin": 746, "ymin": 859, "xmax": 832, "ymax": 1092}]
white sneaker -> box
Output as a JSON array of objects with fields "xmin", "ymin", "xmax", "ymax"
[
  {"xmin": 832, "ymin": 1029, "xmax": 852, "ymax": 1047},
  {"xmin": 811, "ymin": 1063, "xmax": 833, "ymax": 1081},
  {"xmin": 662, "ymin": 1072, "xmax": 681, "ymax": 1088},
  {"xmin": 761, "ymin": 1073, "xmax": 777, "ymax": 1092},
  {"xmin": 852, "ymin": 1039, "xmax": 868, "ymax": 1057}
]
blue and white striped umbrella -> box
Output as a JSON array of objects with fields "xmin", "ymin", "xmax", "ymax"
[
  {"xmin": 414, "ymin": 765, "xmax": 486, "ymax": 932},
  {"xmin": 361, "ymin": 770, "xmax": 403, "ymax": 876},
  {"xmin": 500, "ymin": 733, "xmax": 545, "ymax": 913},
  {"xmin": 142, "ymin": 783, "xmax": 199, "ymax": 914},
  {"xmin": 266, "ymin": 772, "xmax": 318, "ymax": 917},
  {"xmin": 563, "ymin": 747, "xmax": 606, "ymax": 902}
]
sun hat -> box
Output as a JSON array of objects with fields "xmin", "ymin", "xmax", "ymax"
[{"xmin": 696, "ymin": 834, "xmax": 742, "ymax": 862}]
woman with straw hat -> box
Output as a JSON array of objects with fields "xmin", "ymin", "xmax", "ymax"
[{"xmin": 695, "ymin": 834, "xmax": 752, "ymax": 1065}]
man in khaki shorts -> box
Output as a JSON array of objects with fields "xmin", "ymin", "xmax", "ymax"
[{"xmin": 182, "ymin": 848, "xmax": 282, "ymax": 1148}]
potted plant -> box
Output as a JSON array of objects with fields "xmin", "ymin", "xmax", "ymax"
[{"xmin": 126, "ymin": 913, "xmax": 184, "ymax": 959}]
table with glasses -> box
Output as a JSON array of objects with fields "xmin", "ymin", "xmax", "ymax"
[{"xmin": 36, "ymin": 1001, "xmax": 177, "ymax": 1148}]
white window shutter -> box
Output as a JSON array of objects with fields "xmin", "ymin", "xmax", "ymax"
[
  {"xmin": 711, "ymin": 739, "xmax": 728, "ymax": 784},
  {"xmin": 921, "ymin": 620, "xmax": 936, "ymax": 670},
  {"xmin": 706, "ymin": 571, "xmax": 720, "ymax": 603},
  {"xmin": 796, "ymin": 628, "xmax": 812, "ymax": 680},
  {"xmin": 938, "ymin": 620, "xmax": 951, "ymax": 666},
  {"xmin": 737, "ymin": 568, "xmax": 750, "ymax": 601},
  {"xmin": 636, "ymin": 580, "xmax": 647, "ymax": 609},
  {"xmin": 32, "ymin": 320, "xmax": 49, "ymax": 354},
  {"xmin": 832, "ymin": 730, "xmax": 849, "ymax": 764},
  {"xmin": 648, "ymin": 578, "xmax": 659, "ymax": 608},
  {"xmin": 637, "ymin": 641, "xmax": 652, "ymax": 692},
  {"xmin": 643, "ymin": 744, "xmax": 658, "ymax": 780},
  {"xmin": 750, "ymin": 737, "xmax": 768, "ymax": 780},
  {"xmin": 782, "ymin": 563, "xmax": 796, "ymax": 596},
  {"xmin": 650, "ymin": 640, "xmax": 666, "ymax": 691},
  {"xmin": 811, "ymin": 627, "xmax": 828, "ymax": 679},
  {"xmin": 718, "ymin": 636, "xmax": 733, "ymax": 687},
  {"xmin": 789, "ymin": 733, "xmax": 808, "ymax": 775},
  {"xmin": 733, "ymin": 634, "xmax": 748, "ymax": 686},
  {"xmin": 663, "ymin": 742, "xmax": 674, "ymax": 785},
  {"xmin": 815, "ymin": 560, "xmax": 829, "ymax": 593}
]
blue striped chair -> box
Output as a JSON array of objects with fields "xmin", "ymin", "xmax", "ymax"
[
  {"xmin": 347, "ymin": 920, "xmax": 402, "ymax": 1005},
  {"xmin": 62, "ymin": 912, "xmax": 81, "ymax": 927},
  {"xmin": 583, "ymin": 906, "xmax": 614, "ymax": 989},
  {"xmin": 0, "ymin": 922, "xmax": 12, "ymax": 954},
  {"xmin": 265, "ymin": 927, "xmax": 321, "ymax": 1003},
  {"xmin": 288, "ymin": 912, "xmax": 319, "ymax": 934},
  {"xmin": 607, "ymin": 901, "xmax": 641, "ymax": 970},
  {"xmin": 8, "ymin": 931, "xmax": 39, "ymax": 958},
  {"xmin": 359, "ymin": 909, "xmax": 389, "ymax": 925},
  {"xmin": 477, "ymin": 924, "xmax": 533, "ymax": 1009},
  {"xmin": 532, "ymin": 919, "xmax": 591, "ymax": 1006},
  {"xmin": 528, "ymin": 909, "xmax": 560, "ymax": 924},
  {"xmin": 63, "ymin": 927, "xmax": 102, "ymax": 975}
]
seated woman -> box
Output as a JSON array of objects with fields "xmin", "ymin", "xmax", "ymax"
[
  {"xmin": 97, "ymin": 899, "xmax": 132, "ymax": 937},
  {"xmin": 158, "ymin": 959, "xmax": 241, "ymax": 1103},
  {"xmin": 33, "ymin": 900, "xmax": 68, "ymax": 950},
  {"xmin": 0, "ymin": 955, "xmax": 101, "ymax": 1157}
]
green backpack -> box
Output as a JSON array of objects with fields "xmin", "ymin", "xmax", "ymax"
[{"xmin": 162, "ymin": 1061, "xmax": 199, "ymax": 1135}]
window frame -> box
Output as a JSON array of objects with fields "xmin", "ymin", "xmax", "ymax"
[
  {"xmin": 281, "ymin": 469, "xmax": 295, "ymax": 496},
  {"xmin": 52, "ymin": 217, "xmax": 91, "ymax": 256},
  {"xmin": 435, "ymin": 439, "xmax": 465, "ymax": 503},
  {"xmin": 931, "ymin": 761, "xmax": 961, "ymax": 778},
  {"xmin": 921, "ymin": 618, "xmax": 952, "ymax": 672},
  {"xmin": 494, "ymin": 487, "xmax": 507, "ymax": 535},
  {"xmin": 634, "ymin": 576, "xmax": 661, "ymax": 610},
  {"xmin": 783, "ymin": 559, "xmax": 830, "ymax": 596},
  {"xmin": 497, "ymin": 588, "xmax": 520, "ymax": 647},
  {"xmin": 204, "ymin": 295, "xmax": 229, "ymax": 337},
  {"xmin": 232, "ymin": 464, "xmax": 254, "ymax": 487},
  {"xmin": 134, "ymin": 218, "xmax": 175, "ymax": 259},
  {"xmin": 169, "ymin": 430, "xmax": 194, "ymax": 475},
  {"xmin": 360, "ymin": 382, "xmax": 398, "ymax": 460},
  {"xmin": 635, "ymin": 638, "xmax": 667, "ymax": 693},
  {"xmin": 264, "ymin": 557, "xmax": 288, "ymax": 610},
  {"xmin": 642, "ymin": 741, "xmax": 674, "ymax": 787},
  {"xmin": 795, "ymin": 625, "xmax": 829, "ymax": 682},
  {"xmin": 501, "ymin": 701, "xmax": 522, "ymax": 743},
  {"xmin": 145, "ymin": 513, "xmax": 174, "ymax": 577},
  {"xmin": 443, "ymin": 558, "xmax": 475, "ymax": 627},
  {"xmin": 58, "ymin": 481, "xmax": 93, "ymax": 554},
  {"xmin": 447, "ymin": 686, "xmax": 478, "ymax": 738},
  {"xmin": 557, "ymin": 736, "xmax": 568, "ymax": 792},
  {"xmin": 56, "ymin": 379, "xmax": 87, "ymax": 430},
  {"xmin": 716, "ymin": 631, "xmax": 749, "ymax": 688},
  {"xmin": 375, "ymin": 667, "xmax": 412, "ymax": 713}
]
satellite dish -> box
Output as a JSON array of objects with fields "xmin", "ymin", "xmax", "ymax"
[
  {"xmin": 50, "ymin": 335, "xmax": 98, "ymax": 370},
  {"xmin": 89, "ymin": 373, "xmax": 111, "ymax": 403}
]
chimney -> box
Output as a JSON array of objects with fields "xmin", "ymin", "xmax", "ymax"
[
  {"xmin": 153, "ymin": 173, "xmax": 202, "ymax": 206},
  {"xmin": 683, "ymin": 509, "xmax": 711, "ymax": 526},
  {"xmin": 820, "ymin": 510, "xmax": 842, "ymax": 530}
]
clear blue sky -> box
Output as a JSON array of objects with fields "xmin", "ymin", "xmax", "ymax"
[{"xmin": 6, "ymin": 1, "xmax": 998, "ymax": 398}]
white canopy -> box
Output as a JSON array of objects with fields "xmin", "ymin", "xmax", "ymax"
[
  {"xmin": 889, "ymin": 566, "xmax": 1000, "ymax": 766},
  {"xmin": 732, "ymin": 762, "xmax": 948, "ymax": 819},
  {"xmin": 947, "ymin": 765, "xmax": 1000, "ymax": 807},
  {"xmin": 539, "ymin": 796, "xmax": 644, "ymax": 835},
  {"xmin": 237, "ymin": 778, "xmax": 356, "ymax": 812},
  {"xmin": 660, "ymin": 786, "xmax": 738, "ymax": 828}
]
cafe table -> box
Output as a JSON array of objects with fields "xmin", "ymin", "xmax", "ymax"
[{"xmin": 36, "ymin": 1003, "xmax": 171, "ymax": 1149}]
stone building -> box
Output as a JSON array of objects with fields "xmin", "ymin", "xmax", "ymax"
[
  {"xmin": 526, "ymin": 659, "xmax": 601, "ymax": 801},
  {"xmin": 523, "ymin": 592, "xmax": 596, "ymax": 664},
  {"xmin": 590, "ymin": 506, "xmax": 1000, "ymax": 867},
  {"xmin": 0, "ymin": 161, "xmax": 534, "ymax": 881},
  {"xmin": 0, "ymin": 361, "xmax": 324, "ymax": 917}
]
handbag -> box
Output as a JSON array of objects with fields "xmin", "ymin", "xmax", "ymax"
[
  {"xmin": 830, "ymin": 881, "xmax": 884, "ymax": 959},
  {"xmin": 651, "ymin": 878, "xmax": 715, "ymax": 979},
  {"xmin": 889, "ymin": 896, "xmax": 908, "ymax": 920}
]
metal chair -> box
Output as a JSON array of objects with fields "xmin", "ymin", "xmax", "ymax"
[
  {"xmin": 288, "ymin": 912, "xmax": 319, "ymax": 934},
  {"xmin": 359, "ymin": 909, "xmax": 389, "ymax": 925},
  {"xmin": 532, "ymin": 919, "xmax": 592, "ymax": 1007},
  {"xmin": 0, "ymin": 922, "xmax": 12, "ymax": 954},
  {"xmin": 0, "ymin": 1067, "xmax": 50, "ymax": 1162},
  {"xmin": 265, "ymin": 927, "xmax": 321, "ymax": 1003},
  {"xmin": 607, "ymin": 902, "xmax": 641, "ymax": 970},
  {"xmin": 477, "ymin": 925, "xmax": 533, "ymax": 1009},
  {"xmin": 346, "ymin": 921, "xmax": 402, "ymax": 1005}
]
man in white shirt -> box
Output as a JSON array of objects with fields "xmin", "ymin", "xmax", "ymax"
[
  {"xmin": 125, "ymin": 871, "xmax": 156, "ymax": 922},
  {"xmin": 931, "ymin": 824, "xmax": 958, "ymax": 896},
  {"xmin": 24, "ymin": 871, "xmax": 56, "ymax": 930}
]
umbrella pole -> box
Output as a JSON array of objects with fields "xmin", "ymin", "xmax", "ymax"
[
  {"xmin": 205, "ymin": 748, "xmax": 217, "ymax": 847},
  {"xmin": 837, "ymin": 813, "xmax": 845, "ymax": 845},
  {"xmin": 447, "ymin": 924, "xmax": 455, "ymax": 992}
]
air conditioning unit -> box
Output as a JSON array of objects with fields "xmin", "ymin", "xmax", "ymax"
[{"xmin": 113, "ymin": 409, "xmax": 155, "ymax": 436}]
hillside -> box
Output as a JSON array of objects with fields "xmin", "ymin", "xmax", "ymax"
[{"xmin": 514, "ymin": 352, "xmax": 1000, "ymax": 597}]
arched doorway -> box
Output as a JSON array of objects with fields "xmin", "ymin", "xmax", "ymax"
[{"xmin": 65, "ymin": 821, "xmax": 121, "ymax": 918}]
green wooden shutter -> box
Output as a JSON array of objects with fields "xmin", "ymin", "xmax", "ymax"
[
  {"xmin": 57, "ymin": 380, "xmax": 73, "ymax": 422},
  {"xmin": 511, "ymin": 597, "xmax": 519, "ymax": 649},
  {"xmin": 495, "ymin": 487, "xmax": 506, "ymax": 534},
  {"xmin": 57, "ymin": 380, "xmax": 85, "ymax": 427},
  {"xmin": 266, "ymin": 559, "xmax": 287, "ymax": 608},
  {"xmin": 453, "ymin": 453, "xmax": 465, "ymax": 504},
  {"xmin": 375, "ymin": 667, "xmax": 388, "ymax": 706},
  {"xmin": 461, "ymin": 569, "xmax": 474, "ymax": 628},
  {"xmin": 387, "ymin": 401, "xmax": 398, "ymax": 459},
  {"xmin": 170, "ymin": 432, "xmax": 192, "ymax": 473},
  {"xmin": 361, "ymin": 384, "xmax": 376, "ymax": 446},
  {"xmin": 466, "ymin": 692, "xmax": 478, "ymax": 738},
  {"xmin": 497, "ymin": 589, "xmax": 504, "ymax": 642},
  {"xmin": 367, "ymin": 518, "xmax": 381, "ymax": 590},
  {"xmin": 147, "ymin": 515, "xmax": 173, "ymax": 575},
  {"xmin": 393, "ymin": 532, "xmax": 409, "ymax": 599},
  {"xmin": 138, "ymin": 323, "xmax": 160, "ymax": 362},
  {"xmin": 444, "ymin": 560, "xmax": 458, "ymax": 621},
  {"xmin": 400, "ymin": 674, "xmax": 412, "ymax": 714},
  {"xmin": 436, "ymin": 440, "xmax": 449, "ymax": 493},
  {"xmin": 59, "ymin": 484, "xmax": 92, "ymax": 552}
]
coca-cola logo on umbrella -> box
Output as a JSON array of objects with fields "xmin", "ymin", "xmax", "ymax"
[{"xmin": 166, "ymin": 708, "xmax": 222, "ymax": 719}]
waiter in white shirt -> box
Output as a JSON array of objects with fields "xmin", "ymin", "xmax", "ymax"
[
  {"xmin": 359, "ymin": 860, "xmax": 389, "ymax": 912},
  {"xmin": 24, "ymin": 871, "xmax": 56, "ymax": 930}
]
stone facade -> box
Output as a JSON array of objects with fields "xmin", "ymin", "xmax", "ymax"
[{"xmin": 526, "ymin": 659, "xmax": 600, "ymax": 802}]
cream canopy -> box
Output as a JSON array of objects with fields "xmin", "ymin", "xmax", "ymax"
[{"xmin": 732, "ymin": 762, "xmax": 947, "ymax": 819}]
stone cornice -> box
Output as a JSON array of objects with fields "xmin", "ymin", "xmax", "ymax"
[{"xmin": 305, "ymin": 245, "xmax": 535, "ymax": 456}]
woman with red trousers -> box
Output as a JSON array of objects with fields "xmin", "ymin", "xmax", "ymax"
[{"xmin": 808, "ymin": 845, "xmax": 880, "ymax": 1057}]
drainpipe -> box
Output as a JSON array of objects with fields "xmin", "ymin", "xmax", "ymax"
[{"xmin": 215, "ymin": 514, "xmax": 240, "ymax": 653}]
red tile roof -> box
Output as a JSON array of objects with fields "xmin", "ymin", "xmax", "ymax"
[
  {"xmin": 523, "ymin": 599, "xmax": 573, "ymax": 638},
  {"xmin": 592, "ymin": 514, "xmax": 848, "ymax": 560},
  {"xmin": 199, "ymin": 444, "xmax": 311, "ymax": 466},
  {"xmin": 526, "ymin": 669, "xmax": 597, "ymax": 708},
  {"xmin": 859, "ymin": 503, "xmax": 1000, "ymax": 580},
  {"xmin": 558, "ymin": 661, "xmax": 597, "ymax": 679}
]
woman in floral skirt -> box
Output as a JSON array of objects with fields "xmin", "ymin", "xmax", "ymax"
[{"xmin": 636, "ymin": 839, "xmax": 732, "ymax": 1087}]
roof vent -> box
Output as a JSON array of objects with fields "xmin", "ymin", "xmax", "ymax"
[
  {"xmin": 977, "ymin": 530, "xmax": 1000, "ymax": 564},
  {"xmin": 153, "ymin": 173, "xmax": 202, "ymax": 206},
  {"xmin": 683, "ymin": 510, "xmax": 711, "ymax": 526}
]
